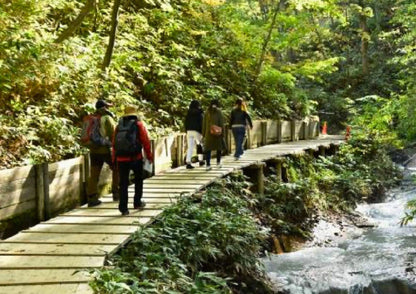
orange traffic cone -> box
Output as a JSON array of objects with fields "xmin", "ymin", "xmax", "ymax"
[
  {"xmin": 345, "ymin": 125, "xmax": 351, "ymax": 141},
  {"xmin": 322, "ymin": 121, "xmax": 327, "ymax": 135}
]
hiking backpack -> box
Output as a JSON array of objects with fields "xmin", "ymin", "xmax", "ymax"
[
  {"xmin": 80, "ymin": 114, "xmax": 111, "ymax": 147},
  {"xmin": 114, "ymin": 118, "xmax": 142, "ymax": 157}
]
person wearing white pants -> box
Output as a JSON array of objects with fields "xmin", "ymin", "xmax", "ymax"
[
  {"xmin": 184, "ymin": 100, "xmax": 205, "ymax": 169},
  {"xmin": 186, "ymin": 130, "xmax": 204, "ymax": 167}
]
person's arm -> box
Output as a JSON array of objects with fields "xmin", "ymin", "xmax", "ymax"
[
  {"xmin": 202, "ymin": 112, "xmax": 207, "ymax": 137},
  {"xmin": 138, "ymin": 121, "xmax": 153, "ymax": 162},
  {"xmin": 184, "ymin": 112, "xmax": 190, "ymax": 132},
  {"xmin": 103, "ymin": 115, "xmax": 116, "ymax": 143},
  {"xmin": 229, "ymin": 109, "xmax": 234, "ymax": 127},
  {"xmin": 245, "ymin": 112, "xmax": 253, "ymax": 129},
  {"xmin": 111, "ymin": 125, "xmax": 118, "ymax": 163},
  {"xmin": 219, "ymin": 110, "xmax": 225, "ymax": 130}
]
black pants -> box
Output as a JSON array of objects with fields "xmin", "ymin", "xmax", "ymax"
[{"xmin": 118, "ymin": 160, "xmax": 143, "ymax": 213}]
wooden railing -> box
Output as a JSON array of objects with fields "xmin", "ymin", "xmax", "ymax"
[{"xmin": 0, "ymin": 117, "xmax": 319, "ymax": 239}]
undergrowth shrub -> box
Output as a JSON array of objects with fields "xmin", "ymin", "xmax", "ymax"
[{"xmin": 90, "ymin": 175, "xmax": 274, "ymax": 294}]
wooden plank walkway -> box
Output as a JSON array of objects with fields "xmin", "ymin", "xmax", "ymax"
[{"xmin": 0, "ymin": 136, "xmax": 343, "ymax": 294}]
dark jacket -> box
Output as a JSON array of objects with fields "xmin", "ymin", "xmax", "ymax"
[
  {"xmin": 229, "ymin": 108, "xmax": 253, "ymax": 128},
  {"xmin": 185, "ymin": 108, "xmax": 204, "ymax": 133},
  {"xmin": 202, "ymin": 107, "xmax": 225, "ymax": 151}
]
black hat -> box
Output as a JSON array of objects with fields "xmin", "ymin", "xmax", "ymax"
[
  {"xmin": 210, "ymin": 99, "xmax": 220, "ymax": 107},
  {"xmin": 95, "ymin": 99, "xmax": 112, "ymax": 110}
]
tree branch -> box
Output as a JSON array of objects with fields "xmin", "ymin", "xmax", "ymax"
[{"xmin": 55, "ymin": 0, "xmax": 96, "ymax": 43}]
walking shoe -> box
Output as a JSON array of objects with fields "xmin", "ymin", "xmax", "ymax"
[
  {"xmin": 87, "ymin": 199, "xmax": 102, "ymax": 207},
  {"xmin": 121, "ymin": 210, "xmax": 130, "ymax": 216},
  {"xmin": 199, "ymin": 161, "xmax": 205, "ymax": 167},
  {"xmin": 206, "ymin": 166, "xmax": 212, "ymax": 171},
  {"xmin": 186, "ymin": 164, "xmax": 195, "ymax": 169},
  {"xmin": 234, "ymin": 157, "xmax": 240, "ymax": 161},
  {"xmin": 216, "ymin": 163, "xmax": 223, "ymax": 168},
  {"xmin": 134, "ymin": 201, "xmax": 146, "ymax": 210}
]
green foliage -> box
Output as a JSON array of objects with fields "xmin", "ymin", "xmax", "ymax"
[
  {"xmin": 256, "ymin": 135, "xmax": 400, "ymax": 237},
  {"xmin": 90, "ymin": 176, "xmax": 273, "ymax": 293}
]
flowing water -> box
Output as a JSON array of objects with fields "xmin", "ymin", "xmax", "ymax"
[{"xmin": 262, "ymin": 171, "xmax": 416, "ymax": 294}]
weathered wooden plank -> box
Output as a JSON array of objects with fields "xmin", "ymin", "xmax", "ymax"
[
  {"xmin": 100, "ymin": 197, "xmax": 176, "ymax": 204},
  {"xmin": 0, "ymin": 175, "xmax": 36, "ymax": 196},
  {"xmin": 0, "ymin": 184, "xmax": 36, "ymax": 209},
  {"xmin": 44, "ymin": 215, "xmax": 152, "ymax": 226},
  {"xmin": 24, "ymin": 223, "xmax": 138, "ymax": 235},
  {"xmin": 142, "ymin": 188, "xmax": 196, "ymax": 193},
  {"xmin": 0, "ymin": 165, "xmax": 35, "ymax": 185},
  {"xmin": 143, "ymin": 183, "xmax": 205, "ymax": 189},
  {"xmin": 0, "ymin": 200, "xmax": 36, "ymax": 222},
  {"xmin": 0, "ymin": 256, "xmax": 104, "ymax": 269},
  {"xmin": 5, "ymin": 232, "xmax": 128, "ymax": 245},
  {"xmin": 149, "ymin": 174, "xmax": 217, "ymax": 180},
  {"xmin": 0, "ymin": 243, "xmax": 115, "ymax": 256},
  {"xmin": 0, "ymin": 283, "xmax": 92, "ymax": 294},
  {"xmin": 48, "ymin": 171, "xmax": 81, "ymax": 192},
  {"xmin": 63, "ymin": 208, "xmax": 163, "ymax": 218},
  {"xmin": 101, "ymin": 193, "xmax": 180, "ymax": 200},
  {"xmin": 144, "ymin": 179, "xmax": 212, "ymax": 184},
  {"xmin": 48, "ymin": 157, "xmax": 83, "ymax": 174},
  {"xmin": 0, "ymin": 269, "xmax": 90, "ymax": 286}
]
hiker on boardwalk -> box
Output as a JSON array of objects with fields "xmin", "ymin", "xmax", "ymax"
[
  {"xmin": 229, "ymin": 97, "xmax": 253, "ymax": 160},
  {"xmin": 85, "ymin": 99, "xmax": 119, "ymax": 207},
  {"xmin": 202, "ymin": 99, "xmax": 225, "ymax": 171},
  {"xmin": 113, "ymin": 105, "xmax": 153, "ymax": 216},
  {"xmin": 184, "ymin": 100, "xmax": 205, "ymax": 169}
]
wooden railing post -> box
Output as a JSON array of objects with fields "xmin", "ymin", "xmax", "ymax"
[
  {"xmin": 244, "ymin": 163, "xmax": 265, "ymax": 195},
  {"xmin": 35, "ymin": 162, "xmax": 50, "ymax": 221},
  {"xmin": 175, "ymin": 134, "xmax": 185, "ymax": 167},
  {"xmin": 277, "ymin": 120, "xmax": 282, "ymax": 143},
  {"xmin": 290, "ymin": 120, "xmax": 296, "ymax": 141},
  {"xmin": 261, "ymin": 121, "xmax": 267, "ymax": 146},
  {"xmin": 35, "ymin": 163, "xmax": 45, "ymax": 222},
  {"xmin": 82, "ymin": 153, "xmax": 90, "ymax": 204},
  {"xmin": 225, "ymin": 126, "xmax": 232, "ymax": 155},
  {"xmin": 303, "ymin": 120, "xmax": 308, "ymax": 140}
]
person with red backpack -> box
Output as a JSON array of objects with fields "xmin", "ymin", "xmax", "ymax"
[
  {"xmin": 113, "ymin": 105, "xmax": 153, "ymax": 215},
  {"xmin": 83, "ymin": 99, "xmax": 119, "ymax": 207}
]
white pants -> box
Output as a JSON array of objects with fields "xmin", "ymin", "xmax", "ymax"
[{"xmin": 186, "ymin": 130, "xmax": 203, "ymax": 164}]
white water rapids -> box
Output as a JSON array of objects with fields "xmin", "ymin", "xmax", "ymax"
[{"xmin": 262, "ymin": 170, "xmax": 416, "ymax": 294}]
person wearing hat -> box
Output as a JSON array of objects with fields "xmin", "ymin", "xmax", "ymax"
[
  {"xmin": 86, "ymin": 99, "xmax": 119, "ymax": 207},
  {"xmin": 202, "ymin": 99, "xmax": 225, "ymax": 170},
  {"xmin": 113, "ymin": 105, "xmax": 153, "ymax": 215}
]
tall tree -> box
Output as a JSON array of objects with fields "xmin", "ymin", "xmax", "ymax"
[
  {"xmin": 102, "ymin": 0, "xmax": 121, "ymax": 70},
  {"xmin": 55, "ymin": 0, "xmax": 97, "ymax": 43}
]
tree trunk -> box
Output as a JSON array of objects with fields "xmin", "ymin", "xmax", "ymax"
[
  {"xmin": 359, "ymin": 2, "xmax": 370, "ymax": 75},
  {"xmin": 255, "ymin": 4, "xmax": 279, "ymax": 78},
  {"xmin": 55, "ymin": 0, "xmax": 96, "ymax": 43},
  {"xmin": 102, "ymin": 0, "xmax": 122, "ymax": 70},
  {"xmin": 360, "ymin": 15, "xmax": 369, "ymax": 75}
]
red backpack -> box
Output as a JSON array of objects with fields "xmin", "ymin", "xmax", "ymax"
[{"xmin": 80, "ymin": 114, "xmax": 110, "ymax": 147}]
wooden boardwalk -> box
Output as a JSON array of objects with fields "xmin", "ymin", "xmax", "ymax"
[{"xmin": 0, "ymin": 136, "xmax": 343, "ymax": 294}]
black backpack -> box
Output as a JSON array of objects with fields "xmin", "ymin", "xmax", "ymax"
[{"xmin": 114, "ymin": 118, "xmax": 142, "ymax": 157}]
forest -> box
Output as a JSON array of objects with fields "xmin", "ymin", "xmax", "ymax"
[
  {"xmin": 2, "ymin": 1, "xmax": 416, "ymax": 292},
  {"xmin": 1, "ymin": 0, "xmax": 415, "ymax": 170}
]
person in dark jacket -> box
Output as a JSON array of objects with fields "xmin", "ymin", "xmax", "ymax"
[
  {"xmin": 229, "ymin": 98, "xmax": 253, "ymax": 160},
  {"xmin": 112, "ymin": 105, "xmax": 153, "ymax": 216},
  {"xmin": 86, "ymin": 99, "xmax": 119, "ymax": 207},
  {"xmin": 202, "ymin": 99, "xmax": 225, "ymax": 170},
  {"xmin": 184, "ymin": 100, "xmax": 205, "ymax": 169}
]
